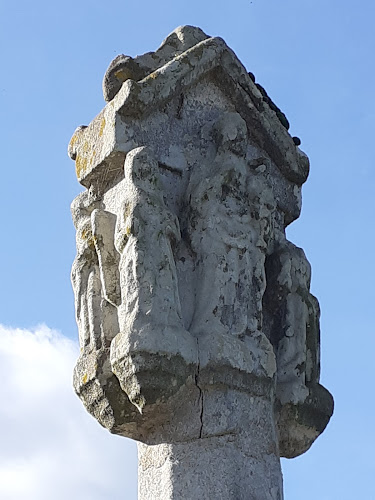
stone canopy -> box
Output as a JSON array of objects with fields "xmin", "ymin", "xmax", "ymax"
[{"xmin": 69, "ymin": 26, "xmax": 309, "ymax": 225}]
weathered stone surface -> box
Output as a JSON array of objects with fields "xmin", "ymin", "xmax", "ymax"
[
  {"xmin": 138, "ymin": 392, "xmax": 283, "ymax": 500},
  {"xmin": 102, "ymin": 26, "xmax": 209, "ymax": 102},
  {"xmin": 69, "ymin": 25, "xmax": 333, "ymax": 499},
  {"xmin": 68, "ymin": 27, "xmax": 309, "ymax": 195}
]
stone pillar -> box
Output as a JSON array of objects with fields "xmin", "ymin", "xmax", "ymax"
[
  {"xmin": 68, "ymin": 26, "xmax": 333, "ymax": 499},
  {"xmin": 137, "ymin": 388, "xmax": 283, "ymax": 500}
]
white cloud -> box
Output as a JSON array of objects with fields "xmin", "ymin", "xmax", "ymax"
[{"xmin": 0, "ymin": 325, "xmax": 137, "ymax": 500}]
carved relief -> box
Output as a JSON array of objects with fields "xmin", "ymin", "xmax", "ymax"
[{"xmin": 109, "ymin": 147, "xmax": 198, "ymax": 413}]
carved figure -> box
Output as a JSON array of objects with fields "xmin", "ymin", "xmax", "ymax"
[
  {"xmin": 188, "ymin": 112, "xmax": 275, "ymax": 340},
  {"xmin": 263, "ymin": 241, "xmax": 320, "ymax": 404},
  {"xmin": 71, "ymin": 192, "xmax": 142, "ymax": 435},
  {"xmin": 71, "ymin": 192, "xmax": 103, "ymax": 351},
  {"xmin": 110, "ymin": 146, "xmax": 198, "ymax": 412}
]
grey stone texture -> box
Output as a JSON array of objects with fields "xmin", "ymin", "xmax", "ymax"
[{"xmin": 69, "ymin": 25, "xmax": 333, "ymax": 499}]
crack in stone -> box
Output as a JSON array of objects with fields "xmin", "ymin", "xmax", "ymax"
[{"xmin": 196, "ymin": 338, "xmax": 204, "ymax": 439}]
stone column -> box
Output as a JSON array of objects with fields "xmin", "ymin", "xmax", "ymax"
[
  {"xmin": 138, "ymin": 399, "xmax": 282, "ymax": 500},
  {"xmin": 68, "ymin": 26, "xmax": 333, "ymax": 499}
]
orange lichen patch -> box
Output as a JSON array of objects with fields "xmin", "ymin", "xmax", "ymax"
[
  {"xmin": 124, "ymin": 202, "xmax": 132, "ymax": 218},
  {"xmin": 82, "ymin": 373, "xmax": 88, "ymax": 384},
  {"xmin": 69, "ymin": 133, "xmax": 79, "ymax": 148},
  {"xmin": 68, "ymin": 131, "xmax": 82, "ymax": 160},
  {"xmin": 114, "ymin": 69, "xmax": 132, "ymax": 82},
  {"xmin": 146, "ymin": 71, "xmax": 159, "ymax": 80},
  {"xmin": 88, "ymin": 237, "xmax": 96, "ymax": 250},
  {"xmin": 75, "ymin": 155, "xmax": 88, "ymax": 179},
  {"xmin": 75, "ymin": 139, "xmax": 100, "ymax": 179},
  {"xmin": 126, "ymin": 226, "xmax": 131, "ymax": 236},
  {"xmin": 89, "ymin": 150, "xmax": 97, "ymax": 167},
  {"xmin": 99, "ymin": 118, "xmax": 106, "ymax": 137},
  {"xmin": 82, "ymin": 141, "xmax": 90, "ymax": 154}
]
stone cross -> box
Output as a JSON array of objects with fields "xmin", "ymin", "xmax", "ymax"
[{"xmin": 68, "ymin": 26, "xmax": 333, "ymax": 499}]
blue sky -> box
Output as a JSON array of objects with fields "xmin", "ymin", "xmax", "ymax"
[{"xmin": 1, "ymin": 0, "xmax": 374, "ymax": 498}]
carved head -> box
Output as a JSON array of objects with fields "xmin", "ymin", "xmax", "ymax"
[
  {"xmin": 157, "ymin": 25, "xmax": 208, "ymax": 56},
  {"xmin": 103, "ymin": 55, "xmax": 146, "ymax": 102},
  {"xmin": 213, "ymin": 112, "xmax": 248, "ymax": 157},
  {"xmin": 124, "ymin": 146, "xmax": 161, "ymax": 194},
  {"xmin": 71, "ymin": 191, "xmax": 101, "ymax": 228}
]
